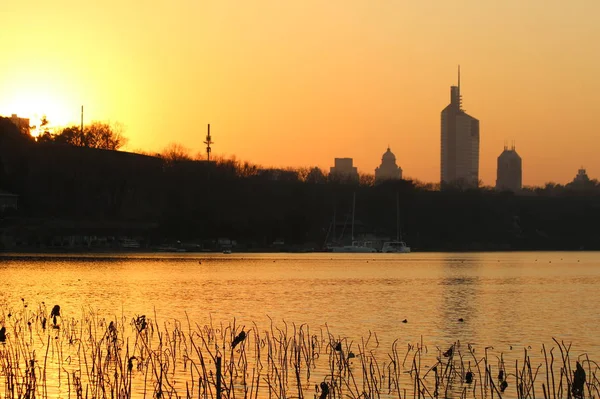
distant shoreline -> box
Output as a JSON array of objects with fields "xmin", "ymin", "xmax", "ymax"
[{"xmin": 0, "ymin": 248, "xmax": 594, "ymax": 255}]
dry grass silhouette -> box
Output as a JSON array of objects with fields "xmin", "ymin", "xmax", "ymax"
[{"xmin": 0, "ymin": 303, "xmax": 598, "ymax": 399}]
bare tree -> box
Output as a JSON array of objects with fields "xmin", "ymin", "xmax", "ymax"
[
  {"xmin": 359, "ymin": 173, "xmax": 375, "ymax": 187},
  {"xmin": 53, "ymin": 126, "xmax": 87, "ymax": 147},
  {"xmin": 86, "ymin": 122, "xmax": 128, "ymax": 150},
  {"xmin": 238, "ymin": 161, "xmax": 259, "ymax": 178},
  {"xmin": 305, "ymin": 167, "xmax": 327, "ymax": 184},
  {"xmin": 161, "ymin": 143, "xmax": 192, "ymax": 162},
  {"xmin": 36, "ymin": 116, "xmax": 53, "ymax": 143},
  {"xmin": 51, "ymin": 121, "xmax": 128, "ymax": 150}
]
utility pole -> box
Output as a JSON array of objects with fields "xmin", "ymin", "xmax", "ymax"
[
  {"xmin": 204, "ymin": 124, "xmax": 213, "ymax": 161},
  {"xmin": 81, "ymin": 105, "xmax": 84, "ymax": 135}
]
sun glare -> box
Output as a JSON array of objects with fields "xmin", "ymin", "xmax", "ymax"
[
  {"xmin": 2, "ymin": 83, "xmax": 77, "ymax": 137},
  {"xmin": 15, "ymin": 96, "xmax": 73, "ymax": 135}
]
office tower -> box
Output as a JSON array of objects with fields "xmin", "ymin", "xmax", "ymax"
[
  {"xmin": 496, "ymin": 144, "xmax": 522, "ymax": 192},
  {"xmin": 329, "ymin": 158, "xmax": 359, "ymax": 182},
  {"xmin": 441, "ymin": 67, "xmax": 480, "ymax": 188}
]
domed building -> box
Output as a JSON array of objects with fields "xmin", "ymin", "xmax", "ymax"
[
  {"xmin": 375, "ymin": 147, "xmax": 402, "ymax": 183},
  {"xmin": 567, "ymin": 167, "xmax": 594, "ymax": 190},
  {"xmin": 572, "ymin": 167, "xmax": 590, "ymax": 184},
  {"xmin": 495, "ymin": 145, "xmax": 522, "ymax": 192}
]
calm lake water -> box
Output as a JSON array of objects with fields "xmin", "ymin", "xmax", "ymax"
[{"xmin": 1, "ymin": 251, "xmax": 598, "ymax": 354}]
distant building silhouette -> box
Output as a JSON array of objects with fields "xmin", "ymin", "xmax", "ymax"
[
  {"xmin": 566, "ymin": 167, "xmax": 596, "ymax": 191},
  {"xmin": 375, "ymin": 147, "xmax": 402, "ymax": 183},
  {"xmin": 441, "ymin": 67, "xmax": 480, "ymax": 188},
  {"xmin": 572, "ymin": 167, "xmax": 590, "ymax": 184},
  {"xmin": 329, "ymin": 158, "xmax": 359, "ymax": 182},
  {"xmin": 496, "ymin": 144, "xmax": 522, "ymax": 192},
  {"xmin": 566, "ymin": 167, "xmax": 595, "ymax": 190},
  {"xmin": 8, "ymin": 114, "xmax": 30, "ymax": 135}
]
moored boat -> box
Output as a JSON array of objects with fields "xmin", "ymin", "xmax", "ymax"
[
  {"xmin": 331, "ymin": 241, "xmax": 377, "ymax": 253},
  {"xmin": 381, "ymin": 191, "xmax": 411, "ymax": 253},
  {"xmin": 381, "ymin": 240, "xmax": 410, "ymax": 253},
  {"xmin": 329, "ymin": 193, "xmax": 377, "ymax": 253}
]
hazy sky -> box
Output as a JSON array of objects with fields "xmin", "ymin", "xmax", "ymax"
[{"xmin": 2, "ymin": 0, "xmax": 599, "ymax": 186}]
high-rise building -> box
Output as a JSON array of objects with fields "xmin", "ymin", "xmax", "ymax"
[
  {"xmin": 440, "ymin": 67, "xmax": 480, "ymax": 188},
  {"xmin": 375, "ymin": 147, "xmax": 402, "ymax": 183},
  {"xmin": 496, "ymin": 144, "xmax": 522, "ymax": 192},
  {"xmin": 329, "ymin": 158, "xmax": 359, "ymax": 182}
]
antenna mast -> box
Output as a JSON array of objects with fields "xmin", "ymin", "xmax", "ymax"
[
  {"xmin": 351, "ymin": 192, "xmax": 356, "ymax": 241},
  {"xmin": 457, "ymin": 65, "xmax": 462, "ymax": 110},
  {"xmin": 396, "ymin": 191, "xmax": 400, "ymax": 241},
  {"xmin": 81, "ymin": 105, "xmax": 84, "ymax": 135},
  {"xmin": 204, "ymin": 124, "xmax": 213, "ymax": 161}
]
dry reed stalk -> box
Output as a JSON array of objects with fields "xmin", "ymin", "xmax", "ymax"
[{"xmin": 4, "ymin": 303, "xmax": 600, "ymax": 399}]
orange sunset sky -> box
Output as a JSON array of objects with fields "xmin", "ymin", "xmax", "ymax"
[{"xmin": 1, "ymin": 0, "xmax": 599, "ymax": 186}]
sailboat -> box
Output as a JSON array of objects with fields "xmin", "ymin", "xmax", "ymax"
[
  {"xmin": 331, "ymin": 193, "xmax": 377, "ymax": 253},
  {"xmin": 381, "ymin": 192, "xmax": 411, "ymax": 253}
]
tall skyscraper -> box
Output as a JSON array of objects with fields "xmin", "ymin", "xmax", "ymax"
[
  {"xmin": 496, "ymin": 144, "xmax": 522, "ymax": 192},
  {"xmin": 440, "ymin": 67, "xmax": 480, "ymax": 188}
]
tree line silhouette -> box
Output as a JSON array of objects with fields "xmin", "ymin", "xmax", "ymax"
[{"xmin": 1, "ymin": 116, "xmax": 600, "ymax": 251}]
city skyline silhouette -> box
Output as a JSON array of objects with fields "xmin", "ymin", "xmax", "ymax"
[{"xmin": 1, "ymin": 1, "xmax": 599, "ymax": 186}]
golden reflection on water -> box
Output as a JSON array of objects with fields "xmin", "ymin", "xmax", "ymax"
[
  {"xmin": 1, "ymin": 252, "xmax": 600, "ymax": 398},
  {"xmin": 1, "ymin": 252, "xmax": 599, "ymax": 349}
]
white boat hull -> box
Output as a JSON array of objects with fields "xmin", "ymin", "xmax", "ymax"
[
  {"xmin": 382, "ymin": 247, "xmax": 411, "ymax": 253},
  {"xmin": 381, "ymin": 241, "xmax": 411, "ymax": 253},
  {"xmin": 331, "ymin": 245, "xmax": 377, "ymax": 253}
]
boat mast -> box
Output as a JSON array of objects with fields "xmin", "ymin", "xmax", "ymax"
[
  {"xmin": 351, "ymin": 192, "xmax": 356, "ymax": 241},
  {"xmin": 333, "ymin": 202, "xmax": 336, "ymax": 243},
  {"xmin": 396, "ymin": 191, "xmax": 400, "ymax": 241}
]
